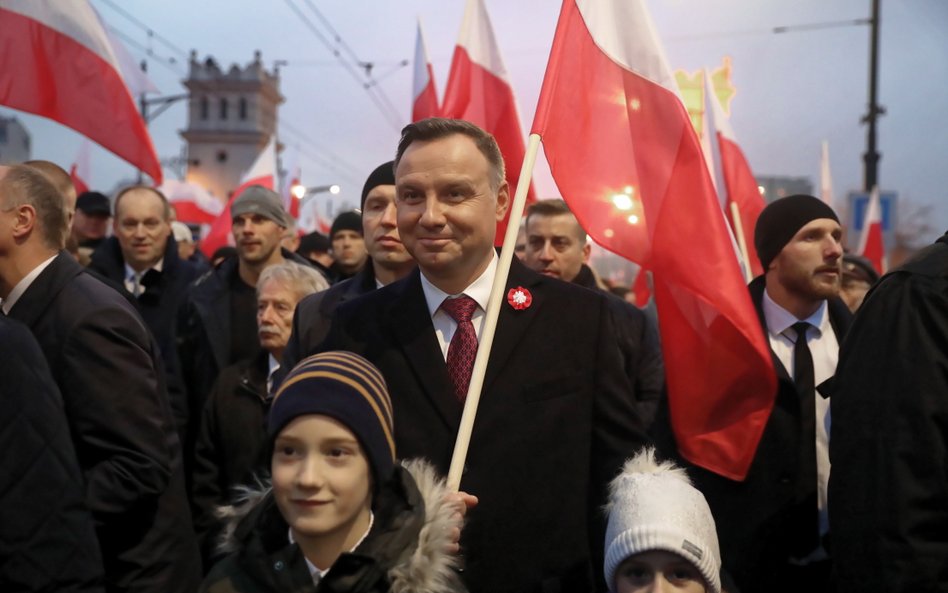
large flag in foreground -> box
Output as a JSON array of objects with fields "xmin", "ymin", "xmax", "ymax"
[
  {"xmin": 704, "ymin": 72, "xmax": 765, "ymax": 278},
  {"xmin": 412, "ymin": 18, "xmax": 441, "ymax": 122},
  {"xmin": 0, "ymin": 0, "xmax": 163, "ymax": 184},
  {"xmin": 442, "ymin": 0, "xmax": 536, "ymax": 241},
  {"xmin": 532, "ymin": 0, "xmax": 776, "ymax": 480},
  {"xmin": 200, "ymin": 136, "xmax": 277, "ymax": 257},
  {"xmin": 857, "ymin": 186, "xmax": 887, "ymax": 274}
]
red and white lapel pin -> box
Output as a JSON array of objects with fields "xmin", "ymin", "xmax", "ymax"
[{"xmin": 507, "ymin": 286, "xmax": 532, "ymax": 310}]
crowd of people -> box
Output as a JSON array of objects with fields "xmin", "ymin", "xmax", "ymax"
[{"xmin": 0, "ymin": 117, "xmax": 945, "ymax": 593}]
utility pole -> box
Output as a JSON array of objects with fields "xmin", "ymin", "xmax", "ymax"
[{"xmin": 862, "ymin": 0, "xmax": 884, "ymax": 191}]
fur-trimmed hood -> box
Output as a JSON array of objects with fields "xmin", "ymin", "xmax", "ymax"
[{"xmin": 206, "ymin": 459, "xmax": 465, "ymax": 593}]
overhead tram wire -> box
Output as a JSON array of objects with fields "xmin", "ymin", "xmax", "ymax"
[
  {"xmin": 95, "ymin": 1, "xmax": 372, "ymax": 186},
  {"xmin": 96, "ymin": 0, "xmax": 191, "ymax": 62},
  {"xmin": 281, "ymin": 0, "xmax": 405, "ymax": 131},
  {"xmin": 297, "ymin": 0, "xmax": 407, "ymax": 117}
]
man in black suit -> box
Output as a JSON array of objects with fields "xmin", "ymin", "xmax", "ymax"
[
  {"xmin": 89, "ymin": 185, "xmax": 204, "ymax": 445},
  {"xmin": 318, "ymin": 119, "xmax": 648, "ymax": 593},
  {"xmin": 0, "ymin": 164, "xmax": 200, "ymax": 593},
  {"xmin": 283, "ymin": 160, "xmax": 415, "ymax": 367},
  {"xmin": 670, "ymin": 195, "xmax": 851, "ymax": 593}
]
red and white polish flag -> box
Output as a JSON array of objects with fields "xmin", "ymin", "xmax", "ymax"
[
  {"xmin": 532, "ymin": 0, "xmax": 776, "ymax": 480},
  {"xmin": 158, "ymin": 179, "xmax": 224, "ymax": 225},
  {"xmin": 70, "ymin": 138, "xmax": 92, "ymax": 196},
  {"xmin": 704, "ymin": 71, "xmax": 766, "ymax": 278},
  {"xmin": 0, "ymin": 0, "xmax": 163, "ymax": 184},
  {"xmin": 200, "ymin": 136, "xmax": 278, "ymax": 258},
  {"xmin": 442, "ymin": 0, "xmax": 536, "ymax": 242},
  {"xmin": 857, "ymin": 186, "xmax": 887, "ymax": 274},
  {"xmin": 412, "ymin": 18, "xmax": 441, "ymax": 122}
]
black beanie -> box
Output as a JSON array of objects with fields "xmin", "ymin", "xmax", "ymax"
[
  {"xmin": 360, "ymin": 161, "xmax": 396, "ymax": 210},
  {"xmin": 329, "ymin": 210, "xmax": 363, "ymax": 239},
  {"xmin": 270, "ymin": 351, "xmax": 395, "ymax": 486},
  {"xmin": 754, "ymin": 194, "xmax": 839, "ymax": 271}
]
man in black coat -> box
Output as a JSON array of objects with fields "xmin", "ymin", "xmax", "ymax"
[
  {"xmin": 830, "ymin": 232, "xmax": 948, "ymax": 593},
  {"xmin": 177, "ymin": 186, "xmax": 312, "ymax": 464},
  {"xmin": 664, "ymin": 195, "xmax": 851, "ymax": 593},
  {"xmin": 522, "ymin": 198, "xmax": 665, "ymax": 429},
  {"xmin": 283, "ymin": 160, "xmax": 415, "ymax": 368},
  {"xmin": 0, "ymin": 315, "xmax": 104, "ymax": 593},
  {"xmin": 0, "ymin": 164, "xmax": 200, "ymax": 592},
  {"xmin": 89, "ymin": 186, "xmax": 203, "ymax": 443},
  {"xmin": 318, "ymin": 119, "xmax": 648, "ymax": 593}
]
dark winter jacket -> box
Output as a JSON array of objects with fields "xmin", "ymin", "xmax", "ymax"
[
  {"xmin": 571, "ymin": 263, "xmax": 666, "ymax": 429},
  {"xmin": 192, "ymin": 353, "xmax": 271, "ymax": 564},
  {"xmin": 0, "ymin": 316, "xmax": 105, "ymax": 593},
  {"xmin": 830, "ymin": 233, "xmax": 948, "ymax": 593},
  {"xmin": 178, "ymin": 249, "xmax": 314, "ymax": 460},
  {"xmin": 200, "ymin": 460, "xmax": 465, "ymax": 593},
  {"xmin": 281, "ymin": 264, "xmax": 377, "ymax": 375},
  {"xmin": 7, "ymin": 252, "xmax": 201, "ymax": 593},
  {"xmin": 89, "ymin": 234, "xmax": 204, "ymax": 442}
]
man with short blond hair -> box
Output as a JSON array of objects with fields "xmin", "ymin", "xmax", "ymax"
[
  {"xmin": 319, "ymin": 118, "xmax": 647, "ymax": 593},
  {"xmin": 0, "ymin": 164, "xmax": 200, "ymax": 592}
]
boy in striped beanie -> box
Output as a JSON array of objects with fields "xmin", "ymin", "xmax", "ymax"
[{"xmin": 201, "ymin": 351, "xmax": 466, "ymax": 593}]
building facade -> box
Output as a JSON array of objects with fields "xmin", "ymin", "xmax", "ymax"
[{"xmin": 180, "ymin": 51, "xmax": 282, "ymax": 202}]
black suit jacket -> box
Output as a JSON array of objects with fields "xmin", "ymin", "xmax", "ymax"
[
  {"xmin": 679, "ymin": 276, "xmax": 852, "ymax": 593},
  {"xmin": 319, "ymin": 257, "xmax": 648, "ymax": 593},
  {"xmin": 8, "ymin": 252, "xmax": 200, "ymax": 593}
]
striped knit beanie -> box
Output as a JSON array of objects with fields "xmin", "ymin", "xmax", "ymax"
[{"xmin": 270, "ymin": 351, "xmax": 396, "ymax": 485}]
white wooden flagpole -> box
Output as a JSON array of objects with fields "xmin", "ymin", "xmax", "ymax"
[
  {"xmin": 446, "ymin": 133, "xmax": 543, "ymax": 491},
  {"xmin": 729, "ymin": 201, "xmax": 753, "ymax": 283}
]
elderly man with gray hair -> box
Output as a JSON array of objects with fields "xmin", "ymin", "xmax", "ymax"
[{"xmin": 191, "ymin": 260, "xmax": 328, "ymax": 564}]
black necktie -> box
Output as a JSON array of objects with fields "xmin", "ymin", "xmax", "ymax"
[{"xmin": 791, "ymin": 321, "xmax": 819, "ymax": 555}]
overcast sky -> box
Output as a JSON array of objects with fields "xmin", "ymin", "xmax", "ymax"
[{"xmin": 5, "ymin": 0, "xmax": 946, "ymax": 243}]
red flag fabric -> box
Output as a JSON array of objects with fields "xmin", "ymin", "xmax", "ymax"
[
  {"xmin": 532, "ymin": 0, "xmax": 776, "ymax": 480},
  {"xmin": 0, "ymin": 1, "xmax": 163, "ymax": 184},
  {"xmin": 705, "ymin": 73, "xmax": 765, "ymax": 277},
  {"xmin": 857, "ymin": 186, "xmax": 887, "ymax": 274},
  {"xmin": 69, "ymin": 139, "xmax": 92, "ymax": 195},
  {"xmin": 412, "ymin": 18, "xmax": 441, "ymax": 122},
  {"xmin": 442, "ymin": 0, "xmax": 536, "ymax": 243},
  {"xmin": 632, "ymin": 268, "xmax": 651, "ymax": 308},
  {"xmin": 200, "ymin": 137, "xmax": 277, "ymax": 258}
]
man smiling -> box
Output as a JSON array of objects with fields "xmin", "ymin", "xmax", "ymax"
[{"xmin": 318, "ymin": 118, "xmax": 647, "ymax": 593}]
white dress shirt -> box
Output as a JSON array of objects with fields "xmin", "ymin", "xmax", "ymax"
[
  {"xmin": 123, "ymin": 258, "xmax": 164, "ymax": 296},
  {"xmin": 1, "ymin": 254, "xmax": 57, "ymax": 314},
  {"xmin": 762, "ymin": 290, "xmax": 838, "ymax": 553},
  {"xmin": 419, "ymin": 253, "xmax": 498, "ymax": 360}
]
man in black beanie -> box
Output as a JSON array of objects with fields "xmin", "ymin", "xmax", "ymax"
[
  {"xmin": 684, "ymin": 194, "xmax": 852, "ymax": 593},
  {"xmin": 282, "ymin": 161, "xmax": 416, "ymax": 376},
  {"xmin": 328, "ymin": 210, "xmax": 367, "ymax": 283}
]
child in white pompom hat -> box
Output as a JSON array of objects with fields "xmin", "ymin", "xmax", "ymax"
[{"xmin": 604, "ymin": 448, "xmax": 722, "ymax": 593}]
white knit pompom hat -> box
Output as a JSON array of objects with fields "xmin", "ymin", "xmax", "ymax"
[{"xmin": 603, "ymin": 448, "xmax": 721, "ymax": 593}]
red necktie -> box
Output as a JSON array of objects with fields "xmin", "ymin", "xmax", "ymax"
[{"xmin": 441, "ymin": 295, "xmax": 479, "ymax": 402}]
